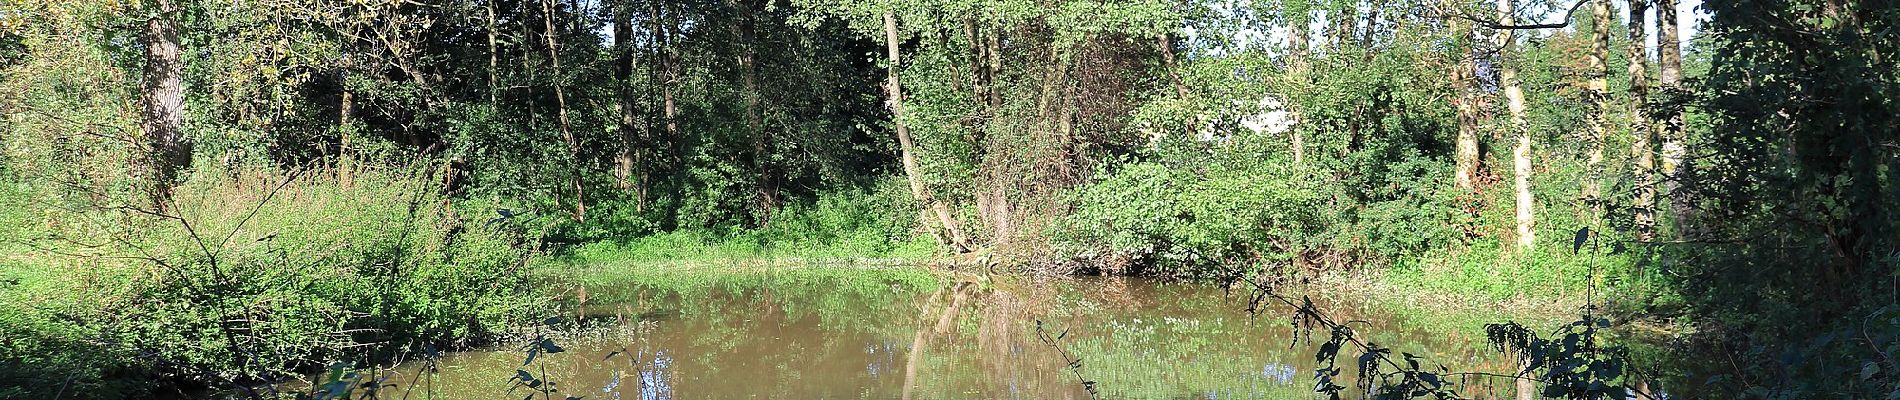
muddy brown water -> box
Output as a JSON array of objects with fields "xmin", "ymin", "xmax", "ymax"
[{"xmin": 291, "ymin": 275, "xmax": 1536, "ymax": 399}]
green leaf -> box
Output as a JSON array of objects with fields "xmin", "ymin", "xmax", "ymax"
[{"xmin": 1571, "ymin": 227, "xmax": 1590, "ymax": 253}]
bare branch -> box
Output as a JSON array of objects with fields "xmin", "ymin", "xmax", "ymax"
[{"xmin": 1441, "ymin": 0, "xmax": 1591, "ymax": 30}]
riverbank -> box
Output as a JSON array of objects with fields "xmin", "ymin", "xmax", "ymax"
[
  {"xmin": 0, "ymin": 234, "xmax": 1604, "ymax": 400},
  {"xmin": 320, "ymin": 257, "xmax": 1560, "ymax": 399},
  {"xmin": 0, "ymin": 171, "xmax": 546, "ymax": 399},
  {"xmin": 549, "ymin": 246, "xmax": 1588, "ymax": 338}
]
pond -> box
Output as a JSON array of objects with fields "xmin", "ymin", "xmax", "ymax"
[{"xmin": 303, "ymin": 268, "xmax": 1539, "ymax": 399}]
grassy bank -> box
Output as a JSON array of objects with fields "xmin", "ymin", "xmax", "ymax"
[
  {"xmin": 552, "ymin": 228, "xmax": 1591, "ymax": 333},
  {"xmin": 0, "ymin": 169, "xmax": 545, "ymax": 399},
  {"xmin": 559, "ymin": 181, "xmax": 939, "ymax": 265}
]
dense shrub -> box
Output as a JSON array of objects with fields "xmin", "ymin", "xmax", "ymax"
[
  {"xmin": 568, "ymin": 177, "xmax": 934, "ymax": 263},
  {"xmin": 1063, "ymin": 149, "xmax": 1341, "ymax": 278},
  {"xmin": 0, "ymin": 168, "xmax": 543, "ymax": 397}
]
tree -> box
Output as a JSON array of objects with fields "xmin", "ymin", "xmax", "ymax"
[
  {"xmin": 656, "ymin": 0, "xmax": 681, "ymax": 196},
  {"xmin": 1495, "ymin": 0, "xmax": 1535, "ymax": 250},
  {"xmin": 734, "ymin": 0, "xmax": 776, "ymax": 225},
  {"xmin": 885, "ymin": 10, "xmax": 972, "ymax": 253},
  {"xmin": 1582, "ymin": 0, "xmax": 1610, "ymax": 213},
  {"xmin": 613, "ymin": 0, "xmax": 639, "ymax": 203},
  {"xmin": 538, "ymin": 0, "xmax": 585, "ymax": 222},
  {"xmin": 1283, "ymin": 8, "xmax": 1308, "ymax": 164},
  {"xmin": 1655, "ymin": 0, "xmax": 1687, "ymax": 236},
  {"xmin": 487, "ymin": 0, "xmax": 501, "ymax": 104},
  {"xmin": 138, "ymin": 0, "xmax": 190, "ymax": 209},
  {"xmin": 1627, "ymin": 0, "xmax": 1655, "ymax": 240},
  {"xmin": 1451, "ymin": 12, "xmax": 1480, "ymax": 190}
]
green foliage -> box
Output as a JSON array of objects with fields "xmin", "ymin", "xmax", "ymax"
[
  {"xmin": 0, "ymin": 271, "xmax": 146, "ymax": 399},
  {"xmin": 568, "ymin": 178, "xmax": 936, "ymax": 263},
  {"xmin": 0, "ymin": 169, "xmax": 544, "ymax": 397},
  {"xmin": 1612, "ymin": 2, "xmax": 1900, "ymax": 397},
  {"xmin": 1063, "ymin": 31, "xmax": 1485, "ymax": 280},
  {"xmin": 3, "ymin": 0, "xmax": 1897, "ymax": 396},
  {"xmin": 1484, "ymin": 317, "xmax": 1640, "ymax": 400},
  {"xmin": 1063, "ymin": 150, "xmax": 1337, "ymax": 278}
]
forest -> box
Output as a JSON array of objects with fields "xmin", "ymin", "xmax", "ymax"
[{"xmin": 0, "ymin": 0, "xmax": 1895, "ymax": 398}]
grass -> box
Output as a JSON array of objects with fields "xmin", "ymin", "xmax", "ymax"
[
  {"xmin": 560, "ymin": 181, "xmax": 941, "ymax": 265},
  {"xmin": 563, "ymin": 228, "xmax": 938, "ymax": 266},
  {"xmin": 0, "ymin": 167, "xmax": 544, "ymax": 398},
  {"xmin": 546, "ymin": 258, "xmax": 942, "ymax": 302}
]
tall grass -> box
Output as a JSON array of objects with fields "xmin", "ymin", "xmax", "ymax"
[
  {"xmin": 565, "ymin": 184, "xmax": 938, "ymax": 265},
  {"xmin": 0, "ymin": 167, "xmax": 545, "ymax": 398}
]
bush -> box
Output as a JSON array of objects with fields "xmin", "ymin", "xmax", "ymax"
[
  {"xmin": 567, "ymin": 177, "xmax": 935, "ymax": 263},
  {"xmin": 0, "ymin": 167, "xmax": 543, "ymax": 396},
  {"xmin": 1062, "ymin": 152, "xmax": 1340, "ymax": 278}
]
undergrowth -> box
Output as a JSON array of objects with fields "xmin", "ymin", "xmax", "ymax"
[{"xmin": 0, "ymin": 167, "xmax": 545, "ymax": 398}]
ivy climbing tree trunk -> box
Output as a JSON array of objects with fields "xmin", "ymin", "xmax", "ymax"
[
  {"xmin": 965, "ymin": 17, "xmax": 988, "ymax": 117},
  {"xmin": 885, "ymin": 11, "xmax": 972, "ymax": 253},
  {"xmin": 1656, "ymin": 0, "xmax": 1691, "ymax": 237},
  {"xmin": 1451, "ymin": 15, "xmax": 1479, "ymax": 189},
  {"xmin": 1628, "ymin": 0, "xmax": 1656, "ymax": 240},
  {"xmin": 139, "ymin": 0, "xmax": 189, "ymax": 210},
  {"xmin": 1289, "ymin": 8, "xmax": 1308, "ymax": 68},
  {"xmin": 1158, "ymin": 33, "xmax": 1190, "ymax": 100},
  {"xmin": 1583, "ymin": 0, "xmax": 1610, "ymax": 214},
  {"xmin": 1289, "ymin": 8, "xmax": 1311, "ymax": 164},
  {"xmin": 1330, "ymin": 6, "xmax": 1355, "ymax": 51},
  {"xmin": 613, "ymin": 0, "xmax": 638, "ymax": 200},
  {"xmin": 985, "ymin": 18, "xmax": 1002, "ymax": 110},
  {"xmin": 338, "ymin": 51, "xmax": 354, "ymax": 185}
]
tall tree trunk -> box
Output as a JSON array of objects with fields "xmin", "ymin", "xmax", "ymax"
[
  {"xmin": 1360, "ymin": 3, "xmax": 1379, "ymax": 48},
  {"xmin": 1498, "ymin": 0, "xmax": 1535, "ymax": 250},
  {"xmin": 1656, "ymin": 0, "xmax": 1690, "ymax": 237},
  {"xmin": 885, "ymin": 12, "xmax": 972, "ymax": 253},
  {"xmin": 985, "ymin": 20, "xmax": 1002, "ymax": 109},
  {"xmin": 965, "ymin": 17, "xmax": 987, "ymax": 110},
  {"xmin": 139, "ymin": 0, "xmax": 189, "ymax": 210},
  {"xmin": 338, "ymin": 56, "xmax": 354, "ymax": 185},
  {"xmin": 1628, "ymin": 0, "xmax": 1656, "ymax": 241},
  {"xmin": 1158, "ymin": 34, "xmax": 1189, "ymax": 99},
  {"xmin": 486, "ymin": 0, "xmax": 499, "ymax": 104},
  {"xmin": 661, "ymin": 2, "xmax": 681, "ymax": 170},
  {"xmin": 1290, "ymin": 9, "xmax": 1310, "ymax": 164},
  {"xmin": 1290, "ymin": 9, "xmax": 1309, "ymax": 69},
  {"xmin": 736, "ymin": 0, "xmax": 775, "ymax": 225},
  {"xmin": 1331, "ymin": 5, "xmax": 1356, "ymax": 51},
  {"xmin": 1452, "ymin": 15, "xmax": 1479, "ymax": 189},
  {"xmin": 540, "ymin": 0, "xmax": 585, "ymax": 222},
  {"xmin": 968, "ymin": 19, "xmax": 1003, "ymax": 241},
  {"xmin": 1583, "ymin": 0, "xmax": 1611, "ymax": 213},
  {"xmin": 613, "ymin": 0, "xmax": 645, "ymax": 211},
  {"xmin": 1159, "ymin": 33, "xmax": 1207, "ymax": 148}
]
